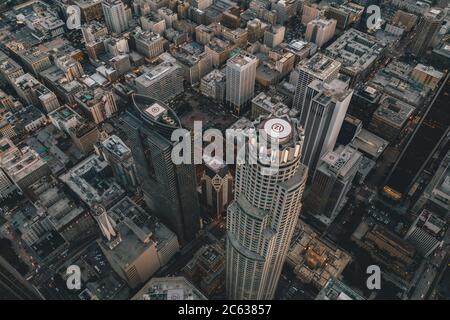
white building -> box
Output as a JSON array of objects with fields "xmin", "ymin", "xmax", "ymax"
[
  {"xmin": 102, "ymin": 0, "xmax": 129, "ymax": 34},
  {"xmin": 305, "ymin": 145, "xmax": 362, "ymax": 226},
  {"xmin": 305, "ymin": 19, "xmax": 336, "ymax": 48},
  {"xmin": 292, "ymin": 53, "xmax": 341, "ymax": 124},
  {"xmin": 225, "ymin": 52, "xmax": 258, "ymax": 115},
  {"xmin": 226, "ymin": 113, "xmax": 308, "ymax": 299},
  {"xmin": 301, "ymin": 78, "xmax": 353, "ymax": 172}
]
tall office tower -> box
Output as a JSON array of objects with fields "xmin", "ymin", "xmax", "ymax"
[
  {"xmin": 226, "ymin": 113, "xmax": 308, "ymax": 300},
  {"xmin": 116, "ymin": 94, "xmax": 200, "ymax": 245},
  {"xmin": 301, "ymin": 3, "xmax": 325, "ymax": 26},
  {"xmin": 411, "ymin": 8, "xmax": 444, "ymax": 57},
  {"xmin": 301, "ymin": 78, "xmax": 353, "ymax": 172},
  {"xmin": 134, "ymin": 60, "xmax": 184, "ymax": 102},
  {"xmin": 0, "ymin": 257, "xmax": 42, "ymax": 300},
  {"xmin": 292, "ymin": 53, "xmax": 341, "ymax": 125},
  {"xmin": 0, "ymin": 168, "xmax": 15, "ymax": 198},
  {"xmin": 305, "ymin": 19, "xmax": 337, "ymax": 48},
  {"xmin": 263, "ymin": 25, "xmax": 285, "ymax": 48},
  {"xmin": 200, "ymin": 156, "xmax": 233, "ymax": 219},
  {"xmin": 97, "ymin": 135, "xmax": 138, "ymax": 191},
  {"xmin": 102, "ymin": 0, "xmax": 129, "ymax": 34},
  {"xmin": 304, "ymin": 145, "xmax": 362, "ymax": 227},
  {"xmin": 225, "ymin": 51, "xmax": 258, "ymax": 115}
]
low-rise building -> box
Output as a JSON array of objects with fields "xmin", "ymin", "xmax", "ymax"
[
  {"xmin": 287, "ymin": 221, "xmax": 352, "ymax": 289},
  {"xmin": 369, "ymin": 94, "xmax": 415, "ymax": 142},
  {"xmin": 132, "ymin": 276, "xmax": 207, "ymax": 300}
]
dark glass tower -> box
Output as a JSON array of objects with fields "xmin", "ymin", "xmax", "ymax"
[{"xmin": 115, "ymin": 94, "xmax": 200, "ymax": 245}]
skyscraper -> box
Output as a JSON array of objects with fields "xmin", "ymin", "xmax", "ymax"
[
  {"xmin": 225, "ymin": 51, "xmax": 258, "ymax": 115},
  {"xmin": 301, "ymin": 78, "xmax": 353, "ymax": 172},
  {"xmin": 304, "ymin": 145, "xmax": 362, "ymax": 227},
  {"xmin": 226, "ymin": 113, "xmax": 308, "ymax": 300},
  {"xmin": 97, "ymin": 135, "xmax": 138, "ymax": 191},
  {"xmin": 411, "ymin": 8, "xmax": 444, "ymax": 57},
  {"xmin": 305, "ymin": 19, "xmax": 337, "ymax": 48},
  {"xmin": 292, "ymin": 53, "xmax": 341, "ymax": 125},
  {"xmin": 102, "ymin": 0, "xmax": 129, "ymax": 34},
  {"xmin": 115, "ymin": 94, "xmax": 200, "ymax": 245}
]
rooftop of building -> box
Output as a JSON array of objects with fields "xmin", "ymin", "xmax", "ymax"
[
  {"xmin": 252, "ymin": 91, "xmax": 290, "ymax": 114},
  {"xmin": 309, "ymin": 78, "xmax": 352, "ymax": 103},
  {"xmin": 70, "ymin": 242, "xmax": 128, "ymax": 300},
  {"xmin": 48, "ymin": 105, "xmax": 79, "ymax": 122},
  {"xmin": 413, "ymin": 63, "xmax": 445, "ymax": 79},
  {"xmin": 288, "ymin": 221, "xmax": 352, "ymax": 289},
  {"xmin": 16, "ymin": 102, "xmax": 44, "ymax": 122},
  {"xmin": 227, "ymin": 51, "xmax": 258, "ymax": 67},
  {"xmin": 320, "ymin": 144, "xmax": 362, "ymax": 178},
  {"xmin": 325, "ymin": 28, "xmax": 386, "ymax": 74},
  {"xmin": 171, "ymin": 42, "xmax": 207, "ymax": 67},
  {"xmin": 201, "ymin": 69, "xmax": 226, "ymax": 83},
  {"xmin": 353, "ymin": 128, "xmax": 389, "ymax": 159},
  {"xmin": 316, "ymin": 277, "xmax": 365, "ymax": 300},
  {"xmin": 132, "ymin": 277, "xmax": 207, "ymax": 300},
  {"xmin": 72, "ymin": 0, "xmax": 102, "ymax": 8},
  {"xmin": 100, "ymin": 135, "xmax": 131, "ymax": 160},
  {"xmin": 370, "ymin": 70, "xmax": 427, "ymax": 107},
  {"xmin": 298, "ymin": 53, "xmax": 341, "ymax": 80},
  {"xmin": 354, "ymin": 84, "xmax": 382, "ymax": 102},
  {"xmin": 373, "ymin": 94, "xmax": 415, "ymax": 127},
  {"xmin": 59, "ymin": 154, "xmax": 125, "ymax": 208},
  {"xmin": 432, "ymin": 153, "xmax": 450, "ymax": 202},
  {"xmin": 28, "ymin": 176, "xmax": 85, "ymax": 231},
  {"xmin": 132, "ymin": 28, "xmax": 163, "ymax": 42},
  {"xmin": 132, "ymin": 93, "xmax": 181, "ymax": 130},
  {"xmin": 135, "ymin": 61, "xmax": 181, "ymax": 86}
]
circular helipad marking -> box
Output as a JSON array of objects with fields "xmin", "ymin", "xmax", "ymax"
[{"xmin": 263, "ymin": 118, "xmax": 292, "ymax": 140}]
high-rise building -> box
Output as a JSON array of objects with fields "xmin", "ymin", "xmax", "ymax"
[
  {"xmin": 102, "ymin": 0, "xmax": 129, "ymax": 34},
  {"xmin": 0, "ymin": 167, "xmax": 16, "ymax": 198},
  {"xmin": 292, "ymin": 53, "xmax": 341, "ymax": 125},
  {"xmin": 132, "ymin": 276, "xmax": 207, "ymax": 300},
  {"xmin": 75, "ymin": 87, "xmax": 118, "ymax": 124},
  {"xmin": 226, "ymin": 113, "xmax": 308, "ymax": 300},
  {"xmin": 368, "ymin": 94, "xmax": 415, "ymax": 143},
  {"xmin": 97, "ymin": 135, "xmax": 138, "ymax": 191},
  {"xmin": 116, "ymin": 94, "xmax": 200, "ymax": 245},
  {"xmin": 411, "ymin": 63, "xmax": 444, "ymax": 90},
  {"xmin": 263, "ymin": 25, "xmax": 285, "ymax": 48},
  {"xmin": 72, "ymin": 0, "xmax": 104, "ymax": 23},
  {"xmin": 225, "ymin": 51, "xmax": 258, "ymax": 115},
  {"xmin": 304, "ymin": 145, "xmax": 362, "ymax": 227},
  {"xmin": 200, "ymin": 156, "xmax": 233, "ymax": 219},
  {"xmin": 301, "ymin": 3, "xmax": 324, "ymax": 26},
  {"xmin": 134, "ymin": 60, "xmax": 184, "ymax": 102},
  {"xmin": 301, "ymin": 78, "xmax": 353, "ymax": 171},
  {"xmin": 405, "ymin": 209, "xmax": 446, "ymax": 258},
  {"xmin": 95, "ymin": 198, "xmax": 180, "ymax": 288},
  {"xmin": 315, "ymin": 277, "xmax": 365, "ymax": 300},
  {"xmin": 411, "ymin": 8, "xmax": 444, "ymax": 57},
  {"xmin": 305, "ymin": 19, "xmax": 336, "ymax": 48},
  {"xmin": 271, "ymin": 0, "xmax": 298, "ymax": 24},
  {"xmin": 132, "ymin": 28, "xmax": 165, "ymax": 59},
  {"xmin": 0, "ymin": 138, "xmax": 50, "ymax": 190}
]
